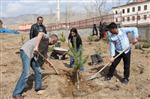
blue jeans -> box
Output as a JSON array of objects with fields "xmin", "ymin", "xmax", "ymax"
[
  {"xmin": 69, "ymin": 48, "xmax": 79, "ymax": 67},
  {"xmin": 69, "ymin": 56, "xmax": 84, "ymax": 71},
  {"xmin": 13, "ymin": 50, "xmax": 42, "ymax": 97},
  {"xmin": 69, "ymin": 55, "xmax": 74, "ymax": 67}
]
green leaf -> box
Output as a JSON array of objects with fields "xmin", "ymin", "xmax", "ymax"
[
  {"xmin": 68, "ymin": 38, "xmax": 87, "ymax": 71},
  {"xmin": 59, "ymin": 32, "xmax": 66, "ymax": 43}
]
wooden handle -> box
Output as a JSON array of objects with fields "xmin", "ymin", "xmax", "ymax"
[
  {"xmin": 87, "ymin": 46, "xmax": 131, "ymax": 80},
  {"xmin": 37, "ymin": 51, "xmax": 59, "ymax": 75}
]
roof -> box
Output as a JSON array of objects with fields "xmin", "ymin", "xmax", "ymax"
[{"xmin": 112, "ymin": 0, "xmax": 150, "ymax": 9}]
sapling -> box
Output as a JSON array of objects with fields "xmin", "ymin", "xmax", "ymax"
[{"xmin": 68, "ymin": 38, "xmax": 88, "ymax": 90}]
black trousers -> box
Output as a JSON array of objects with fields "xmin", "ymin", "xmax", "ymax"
[{"xmin": 107, "ymin": 50, "xmax": 131, "ymax": 79}]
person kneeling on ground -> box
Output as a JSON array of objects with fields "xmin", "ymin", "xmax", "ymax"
[
  {"xmin": 106, "ymin": 22, "xmax": 139, "ymax": 84},
  {"xmin": 12, "ymin": 32, "xmax": 58, "ymax": 99}
]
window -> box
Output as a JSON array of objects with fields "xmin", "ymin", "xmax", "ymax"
[
  {"xmin": 132, "ymin": 16, "xmax": 135, "ymax": 21},
  {"xmin": 116, "ymin": 11, "xmax": 118, "ymax": 14},
  {"xmin": 116, "ymin": 18, "xmax": 118, "ymax": 22},
  {"xmin": 144, "ymin": 15, "xmax": 147, "ymax": 20},
  {"xmin": 122, "ymin": 17, "xmax": 125, "ymax": 22},
  {"xmin": 144, "ymin": 5, "xmax": 147, "ymax": 10},
  {"xmin": 132, "ymin": 7, "xmax": 135, "ymax": 12},
  {"xmin": 122, "ymin": 9, "xmax": 125, "ymax": 13},
  {"xmin": 137, "ymin": 16, "xmax": 140, "ymax": 20},
  {"xmin": 138, "ymin": 6, "xmax": 141, "ymax": 11},
  {"xmin": 127, "ymin": 8, "xmax": 130, "ymax": 13},
  {"xmin": 127, "ymin": 17, "xmax": 130, "ymax": 21}
]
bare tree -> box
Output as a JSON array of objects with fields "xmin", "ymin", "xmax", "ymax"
[
  {"xmin": 94, "ymin": 0, "xmax": 106, "ymax": 16},
  {"xmin": 83, "ymin": 0, "xmax": 106, "ymax": 18}
]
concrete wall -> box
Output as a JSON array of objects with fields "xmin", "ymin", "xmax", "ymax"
[{"xmin": 138, "ymin": 26, "xmax": 150, "ymax": 41}]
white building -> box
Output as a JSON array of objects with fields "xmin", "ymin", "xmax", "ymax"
[{"xmin": 112, "ymin": 0, "xmax": 150, "ymax": 27}]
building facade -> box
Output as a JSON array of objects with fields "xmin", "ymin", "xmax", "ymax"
[
  {"xmin": 112, "ymin": 0, "xmax": 150, "ymax": 41},
  {"xmin": 112, "ymin": 0, "xmax": 150, "ymax": 27}
]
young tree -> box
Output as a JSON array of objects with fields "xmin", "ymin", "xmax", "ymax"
[{"xmin": 68, "ymin": 39, "xmax": 88, "ymax": 90}]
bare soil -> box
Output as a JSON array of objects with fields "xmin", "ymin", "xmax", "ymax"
[{"xmin": 0, "ymin": 34, "xmax": 150, "ymax": 99}]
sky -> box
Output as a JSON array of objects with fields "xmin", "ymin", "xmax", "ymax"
[{"xmin": 0, "ymin": 0, "xmax": 128, "ymax": 18}]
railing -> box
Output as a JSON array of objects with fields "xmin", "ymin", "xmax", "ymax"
[
  {"xmin": 18, "ymin": 12, "xmax": 150, "ymax": 32},
  {"xmin": 46, "ymin": 14, "xmax": 114, "ymax": 31}
]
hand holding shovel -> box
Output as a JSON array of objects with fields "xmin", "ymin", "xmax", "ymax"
[
  {"xmin": 86, "ymin": 46, "xmax": 130, "ymax": 80},
  {"xmin": 37, "ymin": 51, "xmax": 59, "ymax": 75}
]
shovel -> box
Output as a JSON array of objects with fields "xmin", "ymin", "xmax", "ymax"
[
  {"xmin": 37, "ymin": 51, "xmax": 59, "ymax": 75},
  {"xmin": 86, "ymin": 46, "xmax": 130, "ymax": 81}
]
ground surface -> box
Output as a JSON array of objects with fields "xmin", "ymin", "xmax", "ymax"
[{"xmin": 0, "ymin": 34, "xmax": 150, "ymax": 99}]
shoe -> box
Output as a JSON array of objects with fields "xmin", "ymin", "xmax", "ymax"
[
  {"xmin": 80, "ymin": 66, "xmax": 84, "ymax": 71},
  {"xmin": 105, "ymin": 76, "xmax": 112, "ymax": 81},
  {"xmin": 36, "ymin": 90, "xmax": 45, "ymax": 95},
  {"xmin": 35, "ymin": 85, "xmax": 47, "ymax": 95},
  {"xmin": 122, "ymin": 78, "xmax": 129, "ymax": 84},
  {"xmin": 13, "ymin": 96, "xmax": 24, "ymax": 99}
]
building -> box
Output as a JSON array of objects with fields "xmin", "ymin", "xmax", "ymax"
[
  {"xmin": 112, "ymin": 0, "xmax": 150, "ymax": 26},
  {"xmin": 112, "ymin": 0, "xmax": 150, "ymax": 41},
  {"xmin": 18, "ymin": 23, "xmax": 32, "ymax": 31}
]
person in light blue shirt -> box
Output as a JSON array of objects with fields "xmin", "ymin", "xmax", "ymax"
[{"xmin": 106, "ymin": 22, "xmax": 139, "ymax": 84}]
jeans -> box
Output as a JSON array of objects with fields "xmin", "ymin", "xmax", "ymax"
[
  {"xmin": 69, "ymin": 56, "xmax": 84, "ymax": 71},
  {"xmin": 69, "ymin": 55, "xmax": 74, "ymax": 67},
  {"xmin": 13, "ymin": 50, "xmax": 42, "ymax": 96},
  {"xmin": 107, "ymin": 50, "xmax": 131, "ymax": 79}
]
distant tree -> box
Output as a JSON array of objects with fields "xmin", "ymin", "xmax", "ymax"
[{"xmin": 83, "ymin": 0, "xmax": 106, "ymax": 18}]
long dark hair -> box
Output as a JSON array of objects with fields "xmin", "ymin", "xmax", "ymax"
[
  {"xmin": 68, "ymin": 28, "xmax": 79, "ymax": 39},
  {"xmin": 68, "ymin": 28, "xmax": 82, "ymax": 49}
]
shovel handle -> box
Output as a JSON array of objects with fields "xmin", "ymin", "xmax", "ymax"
[
  {"xmin": 37, "ymin": 51, "xmax": 59, "ymax": 75},
  {"xmin": 88, "ymin": 46, "xmax": 131, "ymax": 80}
]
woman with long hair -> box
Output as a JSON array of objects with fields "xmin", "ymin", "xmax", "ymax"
[{"xmin": 68, "ymin": 28, "xmax": 83, "ymax": 69}]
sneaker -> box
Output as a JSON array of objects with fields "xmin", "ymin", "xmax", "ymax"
[
  {"xmin": 36, "ymin": 90, "xmax": 45, "ymax": 95},
  {"xmin": 122, "ymin": 78, "xmax": 129, "ymax": 84},
  {"xmin": 35, "ymin": 85, "xmax": 47, "ymax": 95},
  {"xmin": 80, "ymin": 66, "xmax": 84, "ymax": 71}
]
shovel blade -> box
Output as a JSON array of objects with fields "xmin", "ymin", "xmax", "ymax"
[{"xmin": 86, "ymin": 75, "xmax": 97, "ymax": 81}]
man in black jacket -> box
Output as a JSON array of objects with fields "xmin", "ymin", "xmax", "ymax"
[
  {"xmin": 29, "ymin": 16, "xmax": 47, "ymax": 68},
  {"xmin": 30, "ymin": 16, "xmax": 47, "ymax": 39}
]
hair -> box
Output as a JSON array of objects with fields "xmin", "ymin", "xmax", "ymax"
[
  {"xmin": 107, "ymin": 22, "xmax": 117, "ymax": 30},
  {"xmin": 93, "ymin": 24, "xmax": 96, "ymax": 26},
  {"xmin": 68, "ymin": 28, "xmax": 82, "ymax": 49},
  {"xmin": 37, "ymin": 16, "xmax": 43, "ymax": 21},
  {"xmin": 70, "ymin": 28, "xmax": 78, "ymax": 34},
  {"xmin": 50, "ymin": 34, "xmax": 58, "ymax": 40},
  {"xmin": 68, "ymin": 28, "xmax": 79, "ymax": 39}
]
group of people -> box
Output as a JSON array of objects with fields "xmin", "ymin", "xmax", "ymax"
[
  {"xmin": 12, "ymin": 16, "xmax": 139, "ymax": 99},
  {"xmin": 92, "ymin": 22, "xmax": 108, "ymax": 39}
]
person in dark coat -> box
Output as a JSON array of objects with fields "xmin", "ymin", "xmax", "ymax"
[
  {"xmin": 30, "ymin": 16, "xmax": 47, "ymax": 39},
  {"xmin": 92, "ymin": 24, "xmax": 98, "ymax": 36},
  {"xmin": 99, "ymin": 22, "xmax": 108, "ymax": 39},
  {"xmin": 68, "ymin": 28, "xmax": 83, "ymax": 70},
  {"xmin": 68, "ymin": 28, "xmax": 82, "ymax": 50},
  {"xmin": 29, "ymin": 16, "xmax": 47, "ymax": 68}
]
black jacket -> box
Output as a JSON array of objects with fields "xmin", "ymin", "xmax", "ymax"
[
  {"xmin": 30, "ymin": 23, "xmax": 47, "ymax": 39},
  {"xmin": 68, "ymin": 35, "xmax": 82, "ymax": 50}
]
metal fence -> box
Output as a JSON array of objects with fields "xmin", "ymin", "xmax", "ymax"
[{"xmin": 46, "ymin": 14, "xmax": 114, "ymax": 31}]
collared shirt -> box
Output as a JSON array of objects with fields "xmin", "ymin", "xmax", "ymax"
[{"xmin": 108, "ymin": 27, "xmax": 139, "ymax": 57}]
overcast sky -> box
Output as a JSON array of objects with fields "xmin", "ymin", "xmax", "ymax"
[{"xmin": 0, "ymin": 0, "xmax": 128, "ymax": 18}]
